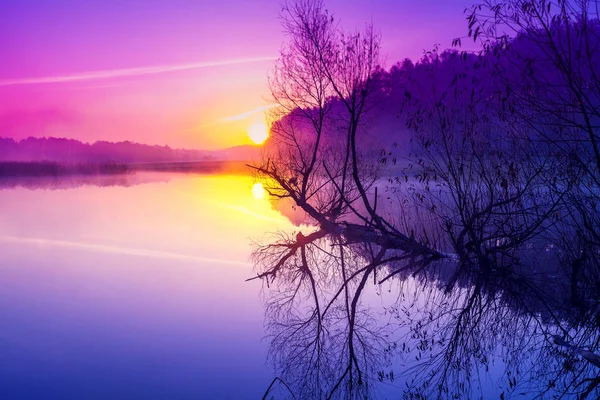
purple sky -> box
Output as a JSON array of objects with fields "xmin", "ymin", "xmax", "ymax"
[{"xmin": 1, "ymin": 0, "xmax": 475, "ymax": 149}]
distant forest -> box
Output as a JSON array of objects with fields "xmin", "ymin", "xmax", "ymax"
[
  {"xmin": 271, "ymin": 26, "xmax": 600, "ymax": 164},
  {"xmin": 0, "ymin": 137, "xmax": 209, "ymax": 163}
]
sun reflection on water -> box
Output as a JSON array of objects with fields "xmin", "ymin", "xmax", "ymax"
[{"xmin": 251, "ymin": 182, "xmax": 265, "ymax": 200}]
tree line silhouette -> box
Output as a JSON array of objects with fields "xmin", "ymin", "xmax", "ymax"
[{"xmin": 0, "ymin": 137, "xmax": 208, "ymax": 163}]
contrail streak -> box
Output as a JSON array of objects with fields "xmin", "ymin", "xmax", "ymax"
[
  {"xmin": 220, "ymin": 105, "xmax": 275, "ymax": 122},
  {"xmin": 0, "ymin": 235, "xmax": 250, "ymax": 267},
  {"xmin": 0, "ymin": 56, "xmax": 276, "ymax": 87}
]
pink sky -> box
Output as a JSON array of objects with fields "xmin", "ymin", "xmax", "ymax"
[{"xmin": 0, "ymin": 0, "xmax": 474, "ymax": 150}]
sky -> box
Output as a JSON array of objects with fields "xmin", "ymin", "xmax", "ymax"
[{"xmin": 0, "ymin": 0, "xmax": 475, "ymax": 150}]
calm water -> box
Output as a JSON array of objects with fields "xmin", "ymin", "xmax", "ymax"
[
  {"xmin": 0, "ymin": 172, "xmax": 292, "ymax": 400},
  {"xmin": 1, "ymin": 172, "xmax": 598, "ymax": 399}
]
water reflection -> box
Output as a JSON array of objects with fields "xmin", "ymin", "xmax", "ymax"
[
  {"xmin": 254, "ymin": 232, "xmax": 600, "ymax": 399},
  {"xmin": 0, "ymin": 172, "xmax": 168, "ymax": 190},
  {"xmin": 0, "ymin": 172, "xmax": 292, "ymax": 400},
  {"xmin": 4, "ymin": 170, "xmax": 598, "ymax": 398}
]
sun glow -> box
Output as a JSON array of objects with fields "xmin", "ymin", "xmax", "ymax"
[
  {"xmin": 247, "ymin": 121, "xmax": 269, "ymax": 144},
  {"xmin": 252, "ymin": 182, "xmax": 266, "ymax": 200}
]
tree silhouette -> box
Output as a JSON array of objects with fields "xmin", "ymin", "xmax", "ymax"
[
  {"xmin": 250, "ymin": 0, "xmax": 600, "ymax": 398},
  {"xmin": 249, "ymin": 0, "xmax": 443, "ymax": 262}
]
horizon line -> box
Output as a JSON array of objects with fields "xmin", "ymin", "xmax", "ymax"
[
  {"xmin": 0, "ymin": 134, "xmax": 261, "ymax": 152},
  {"xmin": 0, "ymin": 56, "xmax": 277, "ymax": 87}
]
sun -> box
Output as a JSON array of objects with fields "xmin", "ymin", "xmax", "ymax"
[{"xmin": 247, "ymin": 121, "xmax": 269, "ymax": 145}]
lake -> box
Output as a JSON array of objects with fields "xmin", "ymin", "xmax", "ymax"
[
  {"xmin": 0, "ymin": 172, "xmax": 292, "ymax": 400},
  {"xmin": 1, "ymin": 171, "xmax": 598, "ymax": 399}
]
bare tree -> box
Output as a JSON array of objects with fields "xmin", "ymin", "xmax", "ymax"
[
  {"xmin": 467, "ymin": 0, "xmax": 600, "ymax": 174},
  {"xmin": 464, "ymin": 0, "xmax": 600, "ymax": 295},
  {"xmin": 398, "ymin": 49, "xmax": 565, "ymax": 268},
  {"xmin": 249, "ymin": 0, "xmax": 441, "ymax": 259}
]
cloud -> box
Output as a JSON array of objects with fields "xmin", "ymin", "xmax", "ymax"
[
  {"xmin": 194, "ymin": 104, "xmax": 275, "ymax": 131},
  {"xmin": 0, "ymin": 56, "xmax": 276, "ymax": 87}
]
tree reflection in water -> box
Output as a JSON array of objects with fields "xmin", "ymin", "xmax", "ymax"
[{"xmin": 251, "ymin": 233, "xmax": 600, "ymax": 399}]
